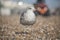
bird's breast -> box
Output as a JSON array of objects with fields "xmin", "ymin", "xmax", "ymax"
[{"xmin": 24, "ymin": 11, "xmax": 36, "ymax": 21}]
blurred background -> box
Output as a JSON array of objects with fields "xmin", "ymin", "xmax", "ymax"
[{"xmin": 0, "ymin": 0, "xmax": 60, "ymax": 15}]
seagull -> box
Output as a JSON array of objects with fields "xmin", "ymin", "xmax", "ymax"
[{"xmin": 20, "ymin": 6, "xmax": 36, "ymax": 25}]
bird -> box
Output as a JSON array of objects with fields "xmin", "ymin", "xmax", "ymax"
[{"xmin": 20, "ymin": 6, "xmax": 36, "ymax": 25}]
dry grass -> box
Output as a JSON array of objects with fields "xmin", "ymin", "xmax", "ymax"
[{"xmin": 0, "ymin": 14, "xmax": 60, "ymax": 40}]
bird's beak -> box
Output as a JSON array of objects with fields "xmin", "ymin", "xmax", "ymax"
[{"xmin": 33, "ymin": 9, "xmax": 36, "ymax": 12}]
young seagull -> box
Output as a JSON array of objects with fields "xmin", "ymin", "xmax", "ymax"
[{"xmin": 20, "ymin": 6, "xmax": 36, "ymax": 25}]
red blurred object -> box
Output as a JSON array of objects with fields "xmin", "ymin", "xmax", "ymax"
[
  {"xmin": 34, "ymin": 2, "xmax": 49, "ymax": 15},
  {"xmin": 37, "ymin": 3, "xmax": 47, "ymax": 8}
]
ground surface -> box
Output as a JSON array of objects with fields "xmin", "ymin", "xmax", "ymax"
[{"xmin": 0, "ymin": 14, "xmax": 60, "ymax": 40}]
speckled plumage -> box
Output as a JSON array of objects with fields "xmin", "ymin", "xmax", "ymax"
[{"xmin": 20, "ymin": 7, "xmax": 36, "ymax": 25}]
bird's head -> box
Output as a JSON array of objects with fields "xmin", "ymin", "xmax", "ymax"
[{"xmin": 27, "ymin": 6, "xmax": 36, "ymax": 12}]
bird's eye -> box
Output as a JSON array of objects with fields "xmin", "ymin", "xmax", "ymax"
[{"xmin": 28, "ymin": 8, "xmax": 31, "ymax": 9}]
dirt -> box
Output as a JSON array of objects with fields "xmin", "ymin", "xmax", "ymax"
[{"xmin": 0, "ymin": 14, "xmax": 60, "ymax": 40}]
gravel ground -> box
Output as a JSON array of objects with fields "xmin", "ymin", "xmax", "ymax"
[{"xmin": 0, "ymin": 14, "xmax": 60, "ymax": 40}]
